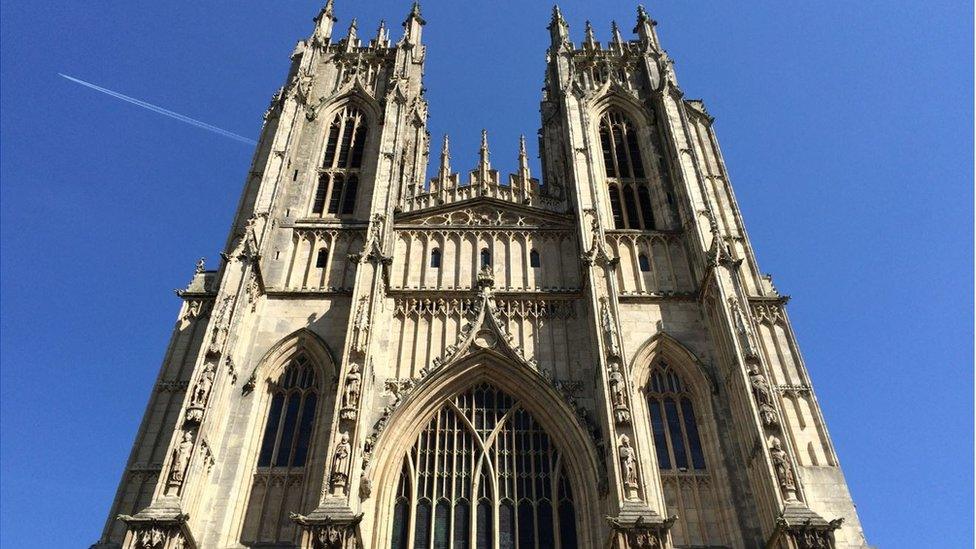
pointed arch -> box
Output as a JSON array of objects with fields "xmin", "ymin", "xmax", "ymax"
[
  {"xmin": 629, "ymin": 332, "xmax": 740, "ymax": 547},
  {"xmin": 629, "ymin": 331, "xmax": 717, "ymax": 396},
  {"xmin": 247, "ymin": 328, "xmax": 339, "ymax": 387},
  {"xmin": 236, "ymin": 329, "xmax": 339, "ymax": 545},
  {"xmin": 364, "ymin": 354, "xmax": 603, "ymax": 547}
]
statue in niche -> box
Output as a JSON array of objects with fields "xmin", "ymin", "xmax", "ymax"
[
  {"xmin": 749, "ymin": 365, "xmax": 779, "ymax": 428},
  {"xmin": 618, "ymin": 434, "xmax": 638, "ymax": 499},
  {"xmin": 769, "ymin": 436, "xmax": 797, "ymax": 498},
  {"xmin": 331, "ymin": 433, "xmax": 352, "ymax": 494},
  {"xmin": 608, "ymin": 363, "xmax": 631, "ymax": 424},
  {"xmin": 169, "ymin": 431, "xmax": 194, "ymax": 484},
  {"xmin": 341, "ymin": 363, "xmax": 362, "ymax": 416},
  {"xmin": 600, "ymin": 298, "xmax": 621, "ymax": 357},
  {"xmin": 190, "ymin": 362, "xmax": 216, "ymax": 408}
]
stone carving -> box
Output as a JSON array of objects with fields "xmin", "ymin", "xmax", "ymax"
[
  {"xmin": 350, "ymin": 296, "xmax": 370, "ymax": 354},
  {"xmin": 608, "ymin": 362, "xmax": 631, "ymax": 424},
  {"xmin": 330, "ymin": 432, "xmax": 351, "ymax": 495},
  {"xmin": 136, "ymin": 527, "xmax": 164, "ymax": 549},
  {"xmin": 769, "ymin": 436, "xmax": 798, "ymax": 500},
  {"xmin": 340, "ymin": 363, "xmax": 362, "ymax": 419},
  {"xmin": 207, "ymin": 296, "xmax": 235, "ymax": 355},
  {"xmin": 749, "ymin": 365, "xmax": 779, "ymax": 428},
  {"xmin": 618, "ymin": 434, "xmax": 639, "ymax": 499},
  {"xmin": 189, "ymin": 362, "xmax": 216, "ymax": 408},
  {"xmin": 728, "ymin": 296, "xmax": 759, "ymax": 359},
  {"xmin": 600, "ymin": 297, "xmax": 621, "ymax": 358},
  {"xmin": 168, "ymin": 431, "xmax": 194, "ymax": 486}
]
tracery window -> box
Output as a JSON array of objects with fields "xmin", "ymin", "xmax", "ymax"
[
  {"xmin": 311, "ymin": 106, "xmax": 367, "ymax": 217},
  {"xmin": 529, "ymin": 249, "xmax": 541, "ymax": 269},
  {"xmin": 638, "ymin": 254, "xmax": 651, "ymax": 272},
  {"xmin": 391, "ymin": 384, "xmax": 578, "ymax": 549},
  {"xmin": 599, "ymin": 110, "xmax": 657, "ymax": 230},
  {"xmin": 241, "ymin": 356, "xmax": 321, "ymax": 545},
  {"xmin": 480, "ymin": 248, "xmax": 491, "ymax": 268},
  {"xmin": 645, "ymin": 362, "xmax": 727, "ymax": 547},
  {"xmin": 430, "ymin": 248, "xmax": 442, "ymax": 269}
]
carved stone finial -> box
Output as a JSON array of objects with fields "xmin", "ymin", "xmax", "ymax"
[
  {"xmin": 584, "ymin": 20, "xmax": 597, "ymax": 48},
  {"xmin": 194, "ymin": 257, "xmax": 206, "ymax": 274},
  {"xmin": 479, "ymin": 128, "xmax": 490, "ymax": 170}
]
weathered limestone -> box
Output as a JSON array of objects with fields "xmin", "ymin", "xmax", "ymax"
[{"xmin": 92, "ymin": 3, "xmax": 869, "ymax": 548}]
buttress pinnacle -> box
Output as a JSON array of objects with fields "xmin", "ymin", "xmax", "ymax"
[{"xmin": 479, "ymin": 129, "xmax": 491, "ymax": 170}]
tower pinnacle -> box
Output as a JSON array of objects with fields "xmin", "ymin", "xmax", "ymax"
[
  {"xmin": 402, "ymin": 1, "xmax": 426, "ymax": 45},
  {"xmin": 517, "ymin": 134, "xmax": 531, "ymax": 178},
  {"xmin": 479, "ymin": 129, "xmax": 491, "ymax": 170},
  {"xmin": 312, "ymin": 0, "xmax": 337, "ymax": 44},
  {"xmin": 548, "ymin": 5, "xmax": 570, "ymax": 47},
  {"xmin": 635, "ymin": 4, "xmax": 661, "ymax": 50},
  {"xmin": 611, "ymin": 20, "xmax": 624, "ymax": 50},
  {"xmin": 584, "ymin": 20, "xmax": 597, "ymax": 49},
  {"xmin": 438, "ymin": 134, "xmax": 452, "ymax": 179}
]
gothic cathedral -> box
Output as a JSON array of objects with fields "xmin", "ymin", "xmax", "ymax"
[{"xmin": 93, "ymin": 3, "xmax": 869, "ymax": 548}]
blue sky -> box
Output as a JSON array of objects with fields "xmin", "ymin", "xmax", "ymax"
[{"xmin": 1, "ymin": 1, "xmax": 972, "ymax": 546}]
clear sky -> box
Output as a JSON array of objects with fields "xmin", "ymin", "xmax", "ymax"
[{"xmin": 1, "ymin": 1, "xmax": 972, "ymax": 547}]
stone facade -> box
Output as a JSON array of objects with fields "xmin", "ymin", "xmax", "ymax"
[{"xmin": 92, "ymin": 3, "xmax": 870, "ymax": 548}]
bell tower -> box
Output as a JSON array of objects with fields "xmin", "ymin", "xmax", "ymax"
[
  {"xmin": 94, "ymin": 3, "xmax": 869, "ymax": 548},
  {"xmin": 541, "ymin": 5, "xmax": 867, "ymax": 548}
]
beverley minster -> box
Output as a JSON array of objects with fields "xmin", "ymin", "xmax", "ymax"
[{"xmin": 92, "ymin": 3, "xmax": 870, "ymax": 548}]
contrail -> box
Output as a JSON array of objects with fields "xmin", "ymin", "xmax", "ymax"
[{"xmin": 58, "ymin": 73, "xmax": 257, "ymax": 146}]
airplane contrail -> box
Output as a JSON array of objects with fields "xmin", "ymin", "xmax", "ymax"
[{"xmin": 58, "ymin": 73, "xmax": 258, "ymax": 146}]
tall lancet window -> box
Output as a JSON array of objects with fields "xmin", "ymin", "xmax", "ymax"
[
  {"xmin": 599, "ymin": 110, "xmax": 658, "ymax": 230},
  {"xmin": 241, "ymin": 355, "xmax": 321, "ymax": 545},
  {"xmin": 311, "ymin": 106, "xmax": 368, "ymax": 217},
  {"xmin": 391, "ymin": 384, "xmax": 578, "ymax": 549},
  {"xmin": 645, "ymin": 362, "xmax": 728, "ymax": 547}
]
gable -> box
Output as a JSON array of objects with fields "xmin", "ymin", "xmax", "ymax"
[{"xmin": 395, "ymin": 196, "xmax": 573, "ymax": 229}]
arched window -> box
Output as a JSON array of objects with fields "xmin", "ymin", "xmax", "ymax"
[
  {"xmin": 480, "ymin": 248, "xmax": 491, "ymax": 268},
  {"xmin": 599, "ymin": 110, "xmax": 659, "ymax": 230},
  {"xmin": 430, "ymin": 248, "xmax": 442, "ymax": 268},
  {"xmin": 311, "ymin": 106, "xmax": 368, "ymax": 217},
  {"xmin": 645, "ymin": 361, "xmax": 726, "ymax": 546},
  {"xmin": 242, "ymin": 355, "xmax": 321, "ymax": 544},
  {"xmin": 530, "ymin": 249, "xmax": 541, "ymax": 269},
  {"xmin": 391, "ymin": 384, "xmax": 578, "ymax": 548},
  {"xmin": 638, "ymin": 254, "xmax": 651, "ymax": 272},
  {"xmin": 316, "ymin": 248, "xmax": 329, "ymax": 268}
]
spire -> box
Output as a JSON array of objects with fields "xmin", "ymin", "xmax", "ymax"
[
  {"xmin": 479, "ymin": 129, "xmax": 491, "ymax": 170},
  {"xmin": 344, "ymin": 18, "xmax": 359, "ymax": 51},
  {"xmin": 402, "ymin": 1, "xmax": 426, "ymax": 45},
  {"xmin": 548, "ymin": 5, "xmax": 570, "ymax": 47},
  {"xmin": 634, "ymin": 4, "xmax": 661, "ymax": 51},
  {"xmin": 312, "ymin": 0, "xmax": 337, "ymax": 44},
  {"xmin": 374, "ymin": 19, "xmax": 388, "ymax": 46},
  {"xmin": 438, "ymin": 134, "xmax": 452, "ymax": 179},
  {"xmin": 584, "ymin": 20, "xmax": 598, "ymax": 49},
  {"xmin": 611, "ymin": 20, "xmax": 625, "ymax": 50},
  {"xmin": 517, "ymin": 134, "xmax": 531, "ymax": 178}
]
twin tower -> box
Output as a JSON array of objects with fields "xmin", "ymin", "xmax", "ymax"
[{"xmin": 94, "ymin": 3, "xmax": 869, "ymax": 548}]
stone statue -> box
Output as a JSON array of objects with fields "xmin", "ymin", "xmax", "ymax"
[
  {"xmin": 600, "ymin": 298, "xmax": 621, "ymax": 357},
  {"xmin": 190, "ymin": 362, "xmax": 216, "ymax": 407},
  {"xmin": 769, "ymin": 436, "xmax": 797, "ymax": 497},
  {"xmin": 608, "ymin": 363, "xmax": 631, "ymax": 424},
  {"xmin": 618, "ymin": 434, "xmax": 638, "ymax": 498},
  {"xmin": 342, "ymin": 363, "xmax": 362, "ymax": 410},
  {"xmin": 749, "ymin": 365, "xmax": 774, "ymax": 407},
  {"xmin": 169, "ymin": 431, "xmax": 194, "ymax": 484},
  {"xmin": 331, "ymin": 433, "xmax": 351, "ymax": 494}
]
